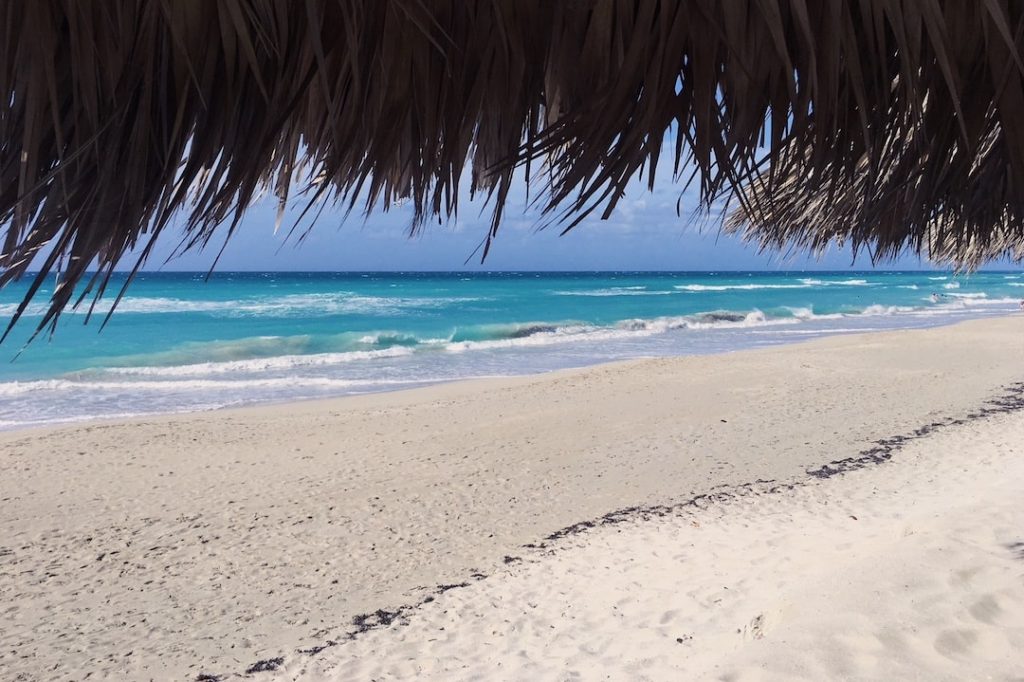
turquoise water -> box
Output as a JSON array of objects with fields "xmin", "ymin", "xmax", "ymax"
[{"xmin": 0, "ymin": 271, "xmax": 1021, "ymax": 429}]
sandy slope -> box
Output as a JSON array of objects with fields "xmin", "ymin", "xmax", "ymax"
[
  {"xmin": 297, "ymin": 407, "xmax": 1024, "ymax": 681},
  {"xmin": 1, "ymin": 315, "xmax": 1023, "ymax": 680}
]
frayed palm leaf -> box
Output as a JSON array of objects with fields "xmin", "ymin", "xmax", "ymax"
[{"xmin": 2, "ymin": 1, "xmax": 1024, "ymax": 340}]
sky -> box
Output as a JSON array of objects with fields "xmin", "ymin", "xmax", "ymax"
[
  {"xmin": 82, "ymin": 147, "xmax": 1017, "ymax": 274},
  {"xmin": 150, "ymin": 199, "xmax": 892, "ymax": 273},
  {"xmin": 135, "ymin": 171, "xmax": 936, "ymax": 273}
]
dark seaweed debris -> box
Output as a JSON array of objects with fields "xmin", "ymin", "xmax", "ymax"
[
  {"xmin": 437, "ymin": 582, "xmax": 470, "ymax": 593},
  {"xmin": 297, "ymin": 640, "xmax": 337, "ymax": 656},
  {"xmin": 537, "ymin": 480, "xmax": 799, "ymax": 548},
  {"xmin": 352, "ymin": 608, "xmax": 405, "ymax": 634},
  {"xmin": 431, "ymin": 383, "xmax": 1024, "ymax": 556},
  {"xmin": 284, "ymin": 569, "xmax": 492, "ymax": 666},
  {"xmin": 808, "ymin": 382, "xmax": 1024, "ymax": 479},
  {"xmin": 262, "ymin": 380, "xmax": 1024, "ymax": 678},
  {"xmin": 245, "ymin": 657, "xmax": 284, "ymax": 674},
  {"xmin": 195, "ymin": 675, "xmax": 223, "ymax": 682}
]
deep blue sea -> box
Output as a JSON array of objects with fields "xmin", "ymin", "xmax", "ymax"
[{"xmin": 0, "ymin": 270, "xmax": 1021, "ymax": 430}]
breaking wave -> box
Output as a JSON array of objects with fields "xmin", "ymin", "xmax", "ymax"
[
  {"xmin": 0, "ymin": 375, "xmax": 431, "ymax": 398},
  {"xmin": 798, "ymin": 278, "xmax": 871, "ymax": 286},
  {"xmin": 675, "ymin": 283, "xmax": 811, "ymax": 291},
  {"xmin": 34, "ymin": 298, "xmax": 1017, "ymax": 384},
  {"xmin": 0, "ymin": 293, "xmax": 482, "ymax": 318},
  {"xmin": 552, "ymin": 287, "xmax": 675, "ymax": 297}
]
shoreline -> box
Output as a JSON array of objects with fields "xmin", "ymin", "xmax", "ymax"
[
  {"xmin": 3, "ymin": 310, "xmax": 1021, "ymax": 436},
  {"xmin": 2, "ymin": 315, "xmax": 1023, "ymax": 679}
]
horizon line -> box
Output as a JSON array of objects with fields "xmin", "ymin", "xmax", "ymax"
[{"xmin": 18, "ymin": 267, "xmax": 1024, "ymax": 276}]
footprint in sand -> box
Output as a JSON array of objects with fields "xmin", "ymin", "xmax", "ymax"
[
  {"xmin": 950, "ymin": 566, "xmax": 983, "ymax": 588},
  {"xmin": 934, "ymin": 629, "xmax": 978, "ymax": 657},
  {"xmin": 968, "ymin": 592, "xmax": 1024, "ymax": 627},
  {"xmin": 738, "ymin": 613, "xmax": 767, "ymax": 641},
  {"xmin": 934, "ymin": 628, "xmax": 1010, "ymax": 661},
  {"xmin": 659, "ymin": 609, "xmax": 681, "ymax": 625},
  {"xmin": 968, "ymin": 594, "xmax": 1004, "ymax": 625}
]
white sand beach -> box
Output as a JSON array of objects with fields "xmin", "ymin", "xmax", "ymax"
[
  {"xmin": 2, "ymin": 316, "xmax": 1023, "ymax": 680},
  {"xmin": 297, "ymin": 387, "xmax": 1024, "ymax": 681}
]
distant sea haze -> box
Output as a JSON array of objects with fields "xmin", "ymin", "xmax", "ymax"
[{"xmin": 0, "ymin": 271, "xmax": 1021, "ymax": 430}]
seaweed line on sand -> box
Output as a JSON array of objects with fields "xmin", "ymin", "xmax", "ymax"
[{"xmin": 220, "ymin": 380, "xmax": 1024, "ymax": 679}]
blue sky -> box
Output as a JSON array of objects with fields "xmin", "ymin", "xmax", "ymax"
[
  {"xmin": 138, "ymin": 171, "xmax": 937, "ymax": 273},
  {"xmin": 151, "ymin": 199, "xmax": 901, "ymax": 272},
  {"xmin": 110, "ymin": 146, "xmax": 1012, "ymax": 272}
]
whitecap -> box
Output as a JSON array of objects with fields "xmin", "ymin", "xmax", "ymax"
[
  {"xmin": 674, "ymin": 283, "xmax": 811, "ymax": 291},
  {"xmin": 100, "ymin": 346, "xmax": 417, "ymax": 377},
  {"xmin": 553, "ymin": 287, "xmax": 674, "ymax": 297},
  {"xmin": 0, "ymin": 376, "xmax": 382, "ymax": 397},
  {"xmin": 0, "ymin": 292, "xmax": 484, "ymax": 318}
]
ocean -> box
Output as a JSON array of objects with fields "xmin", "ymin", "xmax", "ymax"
[{"xmin": 0, "ymin": 270, "xmax": 1021, "ymax": 430}]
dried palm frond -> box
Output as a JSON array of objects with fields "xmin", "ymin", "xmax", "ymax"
[
  {"xmin": 725, "ymin": 95, "xmax": 1024, "ymax": 268},
  {"xmin": 2, "ymin": 1, "xmax": 1024, "ymax": 339}
]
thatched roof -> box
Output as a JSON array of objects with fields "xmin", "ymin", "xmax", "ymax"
[{"xmin": 2, "ymin": 1, "xmax": 1024, "ymax": 337}]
